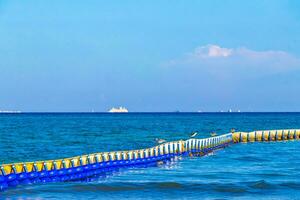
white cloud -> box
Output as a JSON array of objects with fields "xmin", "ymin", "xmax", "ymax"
[
  {"xmin": 192, "ymin": 44, "xmax": 232, "ymax": 58},
  {"xmin": 165, "ymin": 44, "xmax": 300, "ymax": 77}
]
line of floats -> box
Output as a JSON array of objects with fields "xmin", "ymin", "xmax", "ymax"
[{"xmin": 1, "ymin": 129, "xmax": 300, "ymax": 191}]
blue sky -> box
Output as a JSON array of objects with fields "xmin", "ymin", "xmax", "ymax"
[{"xmin": 0, "ymin": 0, "xmax": 300, "ymax": 112}]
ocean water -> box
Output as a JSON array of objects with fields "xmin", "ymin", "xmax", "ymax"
[{"xmin": 1, "ymin": 112, "xmax": 300, "ymax": 199}]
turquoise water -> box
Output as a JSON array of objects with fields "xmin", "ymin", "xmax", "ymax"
[{"xmin": 1, "ymin": 113, "xmax": 300, "ymax": 199}]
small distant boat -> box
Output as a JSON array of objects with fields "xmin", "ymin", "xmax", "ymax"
[{"xmin": 108, "ymin": 107, "xmax": 128, "ymax": 113}]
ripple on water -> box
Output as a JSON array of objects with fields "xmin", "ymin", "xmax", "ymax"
[{"xmin": 247, "ymin": 180, "xmax": 275, "ymax": 190}]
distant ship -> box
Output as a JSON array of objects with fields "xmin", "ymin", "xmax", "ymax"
[{"xmin": 108, "ymin": 107, "xmax": 128, "ymax": 113}]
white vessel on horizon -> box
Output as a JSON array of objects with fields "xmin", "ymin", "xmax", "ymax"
[{"xmin": 108, "ymin": 107, "xmax": 128, "ymax": 113}]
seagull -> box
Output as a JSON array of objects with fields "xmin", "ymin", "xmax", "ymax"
[
  {"xmin": 190, "ymin": 131, "xmax": 198, "ymax": 138},
  {"xmin": 211, "ymin": 132, "xmax": 217, "ymax": 137},
  {"xmin": 155, "ymin": 138, "xmax": 166, "ymax": 144}
]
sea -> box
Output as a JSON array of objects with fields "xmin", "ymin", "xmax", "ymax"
[{"xmin": 1, "ymin": 112, "xmax": 300, "ymax": 199}]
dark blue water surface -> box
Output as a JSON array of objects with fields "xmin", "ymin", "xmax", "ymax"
[{"xmin": 1, "ymin": 113, "xmax": 300, "ymax": 199}]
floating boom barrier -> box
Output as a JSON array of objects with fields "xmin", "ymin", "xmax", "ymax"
[
  {"xmin": 232, "ymin": 129, "xmax": 300, "ymax": 143},
  {"xmin": 1, "ymin": 129, "xmax": 299, "ymax": 191}
]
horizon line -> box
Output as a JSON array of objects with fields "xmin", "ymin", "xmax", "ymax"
[{"xmin": 1, "ymin": 111, "xmax": 300, "ymax": 114}]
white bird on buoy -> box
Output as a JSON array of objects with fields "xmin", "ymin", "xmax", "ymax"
[
  {"xmin": 155, "ymin": 138, "xmax": 166, "ymax": 144},
  {"xmin": 190, "ymin": 131, "xmax": 198, "ymax": 138}
]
